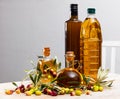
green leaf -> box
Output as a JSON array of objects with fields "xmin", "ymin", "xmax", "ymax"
[
  {"xmin": 100, "ymin": 80, "xmax": 114, "ymax": 87},
  {"xmin": 34, "ymin": 74, "xmax": 37, "ymax": 85},
  {"xmin": 29, "ymin": 74, "xmax": 35, "ymax": 85},
  {"xmin": 12, "ymin": 82, "xmax": 18, "ymax": 87},
  {"xmin": 58, "ymin": 62, "xmax": 61, "ymax": 69},
  {"xmin": 82, "ymin": 74, "xmax": 90, "ymax": 84},
  {"xmin": 39, "ymin": 84, "xmax": 49, "ymax": 91},
  {"xmin": 86, "ymin": 77, "xmax": 90, "ymax": 84},
  {"xmin": 97, "ymin": 67, "xmax": 110, "ymax": 82},
  {"xmin": 82, "ymin": 74, "xmax": 86, "ymax": 81},
  {"xmin": 108, "ymin": 81, "xmax": 113, "ymax": 87},
  {"xmin": 53, "ymin": 59, "xmax": 56, "ymax": 65},
  {"xmin": 50, "ymin": 78, "xmax": 58, "ymax": 83},
  {"xmin": 37, "ymin": 71, "xmax": 42, "ymax": 82}
]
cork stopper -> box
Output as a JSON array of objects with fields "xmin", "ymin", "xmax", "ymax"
[
  {"xmin": 43, "ymin": 47, "xmax": 50, "ymax": 57},
  {"xmin": 65, "ymin": 51, "xmax": 75, "ymax": 63}
]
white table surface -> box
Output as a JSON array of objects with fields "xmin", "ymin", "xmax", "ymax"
[{"xmin": 0, "ymin": 73, "xmax": 120, "ymax": 99}]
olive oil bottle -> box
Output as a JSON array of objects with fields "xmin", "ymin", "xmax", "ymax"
[
  {"xmin": 80, "ymin": 8, "xmax": 102, "ymax": 79},
  {"xmin": 37, "ymin": 47, "xmax": 58, "ymax": 84},
  {"xmin": 65, "ymin": 4, "xmax": 82, "ymax": 68},
  {"xmin": 57, "ymin": 51, "xmax": 82, "ymax": 88}
]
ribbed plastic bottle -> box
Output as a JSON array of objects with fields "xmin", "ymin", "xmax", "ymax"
[{"xmin": 80, "ymin": 8, "xmax": 102, "ymax": 79}]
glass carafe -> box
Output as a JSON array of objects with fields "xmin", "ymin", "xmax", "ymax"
[{"xmin": 57, "ymin": 51, "xmax": 82, "ymax": 88}]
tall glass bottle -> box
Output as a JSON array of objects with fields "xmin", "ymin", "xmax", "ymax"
[
  {"xmin": 80, "ymin": 8, "xmax": 102, "ymax": 79},
  {"xmin": 65, "ymin": 4, "xmax": 82, "ymax": 68}
]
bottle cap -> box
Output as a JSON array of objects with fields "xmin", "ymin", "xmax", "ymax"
[
  {"xmin": 71, "ymin": 4, "xmax": 78, "ymax": 10},
  {"xmin": 70, "ymin": 4, "xmax": 78, "ymax": 15},
  {"xmin": 87, "ymin": 8, "xmax": 96, "ymax": 14}
]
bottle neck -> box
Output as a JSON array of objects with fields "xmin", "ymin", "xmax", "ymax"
[
  {"xmin": 70, "ymin": 15, "xmax": 78, "ymax": 20},
  {"xmin": 87, "ymin": 13, "xmax": 96, "ymax": 18},
  {"xmin": 70, "ymin": 9, "xmax": 78, "ymax": 20},
  {"xmin": 43, "ymin": 47, "xmax": 51, "ymax": 60},
  {"xmin": 65, "ymin": 51, "xmax": 75, "ymax": 68}
]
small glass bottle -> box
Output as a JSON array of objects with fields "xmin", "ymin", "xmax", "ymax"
[
  {"xmin": 37, "ymin": 47, "xmax": 57, "ymax": 84},
  {"xmin": 65, "ymin": 4, "xmax": 82, "ymax": 68},
  {"xmin": 37, "ymin": 47, "xmax": 51, "ymax": 73},
  {"xmin": 80, "ymin": 8, "xmax": 102, "ymax": 79},
  {"xmin": 57, "ymin": 51, "xmax": 82, "ymax": 88}
]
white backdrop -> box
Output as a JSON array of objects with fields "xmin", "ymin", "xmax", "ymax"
[{"xmin": 0, "ymin": 0, "xmax": 120, "ymax": 82}]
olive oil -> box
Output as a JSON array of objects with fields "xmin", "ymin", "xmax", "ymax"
[
  {"xmin": 57, "ymin": 51, "xmax": 82, "ymax": 88},
  {"xmin": 80, "ymin": 8, "xmax": 102, "ymax": 79},
  {"xmin": 65, "ymin": 4, "xmax": 82, "ymax": 68},
  {"xmin": 37, "ymin": 47, "xmax": 58, "ymax": 84}
]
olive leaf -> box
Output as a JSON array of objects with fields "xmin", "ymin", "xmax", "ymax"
[
  {"xmin": 39, "ymin": 84, "xmax": 49, "ymax": 91},
  {"xmin": 96, "ymin": 67, "xmax": 114, "ymax": 87},
  {"xmin": 97, "ymin": 67, "xmax": 109, "ymax": 82},
  {"xmin": 53, "ymin": 59, "xmax": 56, "ymax": 65},
  {"xmin": 29, "ymin": 74, "xmax": 35, "ymax": 85},
  {"xmin": 58, "ymin": 62, "xmax": 61, "ymax": 69},
  {"xmin": 37, "ymin": 71, "xmax": 42, "ymax": 82},
  {"xmin": 12, "ymin": 82, "xmax": 18, "ymax": 87},
  {"xmin": 82, "ymin": 74, "xmax": 90, "ymax": 84},
  {"xmin": 34, "ymin": 74, "xmax": 37, "ymax": 85},
  {"xmin": 108, "ymin": 80, "xmax": 114, "ymax": 87},
  {"xmin": 100, "ymin": 80, "xmax": 114, "ymax": 87}
]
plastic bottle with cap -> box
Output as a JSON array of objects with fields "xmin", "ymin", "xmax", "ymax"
[{"xmin": 80, "ymin": 8, "xmax": 102, "ymax": 79}]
